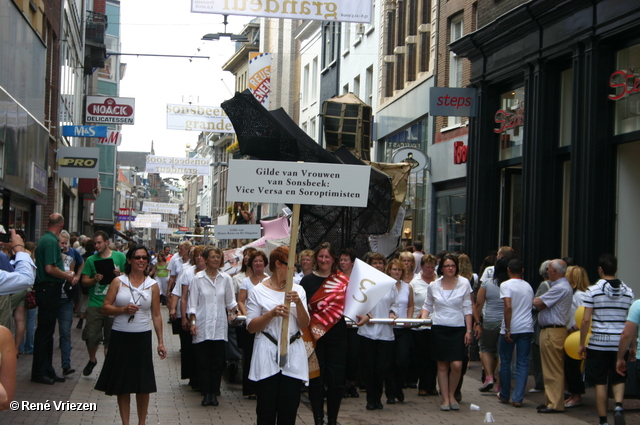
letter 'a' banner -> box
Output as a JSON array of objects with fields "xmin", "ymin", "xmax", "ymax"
[
  {"xmin": 191, "ymin": 0, "xmax": 373, "ymax": 24},
  {"xmin": 343, "ymin": 259, "xmax": 396, "ymax": 321}
]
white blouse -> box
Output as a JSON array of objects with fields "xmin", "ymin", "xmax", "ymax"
[
  {"xmin": 112, "ymin": 275, "xmax": 156, "ymax": 333},
  {"xmin": 246, "ymin": 282, "xmax": 309, "ymax": 383},
  {"xmin": 357, "ymin": 285, "xmax": 399, "ymax": 341},
  {"xmin": 423, "ymin": 276, "xmax": 473, "ymax": 327},
  {"xmin": 171, "ymin": 264, "xmax": 196, "ymax": 318},
  {"xmin": 186, "ymin": 270, "xmax": 237, "ymax": 344}
]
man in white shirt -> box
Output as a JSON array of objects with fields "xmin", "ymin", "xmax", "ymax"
[
  {"xmin": 0, "ymin": 230, "xmax": 35, "ymax": 296},
  {"xmin": 497, "ymin": 259, "xmax": 534, "ymax": 406},
  {"xmin": 166, "ymin": 241, "xmax": 191, "ymax": 302}
]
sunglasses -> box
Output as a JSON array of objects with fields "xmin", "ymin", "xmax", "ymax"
[{"xmin": 133, "ymin": 256, "xmax": 149, "ymax": 261}]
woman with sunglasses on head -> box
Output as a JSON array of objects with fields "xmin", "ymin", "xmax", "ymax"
[
  {"xmin": 95, "ymin": 245, "xmax": 166, "ymax": 425},
  {"xmin": 246, "ymin": 246, "xmax": 310, "ymax": 424},
  {"xmin": 421, "ymin": 253, "xmax": 473, "ymax": 412},
  {"xmin": 187, "ymin": 246, "xmax": 238, "ymax": 407}
]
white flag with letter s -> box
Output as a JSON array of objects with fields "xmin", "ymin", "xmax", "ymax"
[{"xmin": 344, "ymin": 259, "xmax": 396, "ymax": 322}]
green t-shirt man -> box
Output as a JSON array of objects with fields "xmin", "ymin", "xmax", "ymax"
[
  {"xmin": 82, "ymin": 251, "xmax": 126, "ymax": 308},
  {"xmin": 35, "ymin": 230, "xmax": 66, "ymax": 285}
]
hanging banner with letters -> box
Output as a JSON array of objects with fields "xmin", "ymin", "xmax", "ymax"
[
  {"xmin": 142, "ymin": 202, "xmax": 180, "ymax": 215},
  {"xmin": 146, "ymin": 155, "xmax": 210, "ymax": 176},
  {"xmin": 249, "ymin": 53, "xmax": 271, "ymax": 109},
  {"xmin": 191, "ymin": 0, "xmax": 373, "ymax": 24},
  {"xmin": 166, "ymin": 104, "xmax": 235, "ymax": 133}
]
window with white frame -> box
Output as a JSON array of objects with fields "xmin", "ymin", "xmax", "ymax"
[{"xmin": 448, "ymin": 15, "xmax": 464, "ymax": 126}]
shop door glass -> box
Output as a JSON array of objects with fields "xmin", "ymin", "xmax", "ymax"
[{"xmin": 501, "ymin": 168, "xmax": 522, "ymax": 255}]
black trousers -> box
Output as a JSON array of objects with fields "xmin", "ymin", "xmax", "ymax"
[
  {"xmin": 256, "ymin": 372, "xmax": 303, "ymax": 425},
  {"xmin": 359, "ymin": 336, "xmax": 393, "ymax": 404},
  {"xmin": 345, "ymin": 327, "xmax": 360, "ymax": 383},
  {"xmin": 178, "ymin": 323, "xmax": 197, "ymax": 384},
  {"xmin": 195, "ymin": 340, "xmax": 226, "ymax": 395},
  {"xmin": 564, "ymin": 353, "xmax": 585, "ymax": 395},
  {"xmin": 237, "ymin": 325, "xmax": 256, "ymax": 395},
  {"xmin": 32, "ymin": 282, "xmax": 62, "ymax": 378},
  {"xmin": 385, "ymin": 327, "xmax": 411, "ymax": 399},
  {"xmin": 412, "ymin": 329, "xmax": 437, "ymax": 391}
]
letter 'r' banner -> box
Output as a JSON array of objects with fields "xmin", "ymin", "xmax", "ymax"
[
  {"xmin": 191, "ymin": 0, "xmax": 373, "ymax": 24},
  {"xmin": 343, "ymin": 259, "xmax": 396, "ymax": 322}
]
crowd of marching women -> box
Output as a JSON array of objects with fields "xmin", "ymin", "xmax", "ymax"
[
  {"xmin": 165, "ymin": 242, "xmax": 639, "ymax": 425},
  {"xmin": 53, "ymin": 236, "xmax": 638, "ymax": 425}
]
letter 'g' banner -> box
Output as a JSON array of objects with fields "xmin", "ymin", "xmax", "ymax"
[
  {"xmin": 343, "ymin": 259, "xmax": 396, "ymax": 322},
  {"xmin": 191, "ymin": 0, "xmax": 373, "ymax": 23}
]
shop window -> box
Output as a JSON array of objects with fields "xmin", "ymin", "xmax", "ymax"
[
  {"xmin": 435, "ymin": 189, "xmax": 466, "ymax": 254},
  {"xmin": 500, "ymin": 167, "xmax": 522, "ymax": 255},
  {"xmin": 496, "ymin": 87, "xmax": 525, "ymax": 161},
  {"xmin": 448, "ymin": 15, "xmax": 464, "ymax": 127},
  {"xmin": 611, "ymin": 44, "xmax": 640, "ymax": 135},
  {"xmin": 559, "ymin": 69, "xmax": 573, "ymax": 147}
]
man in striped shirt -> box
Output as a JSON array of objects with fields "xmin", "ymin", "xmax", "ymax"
[{"xmin": 579, "ymin": 254, "xmax": 633, "ymax": 425}]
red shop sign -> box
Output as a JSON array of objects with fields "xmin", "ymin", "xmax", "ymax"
[
  {"xmin": 453, "ymin": 141, "xmax": 468, "ymax": 164},
  {"xmin": 494, "ymin": 101, "xmax": 524, "ymax": 133},
  {"xmin": 609, "ymin": 69, "xmax": 640, "ymax": 101}
]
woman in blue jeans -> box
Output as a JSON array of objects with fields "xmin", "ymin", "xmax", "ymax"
[{"xmin": 497, "ymin": 259, "xmax": 534, "ymax": 407}]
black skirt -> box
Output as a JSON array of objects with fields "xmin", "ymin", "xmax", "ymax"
[
  {"xmin": 95, "ymin": 329, "xmax": 157, "ymax": 395},
  {"xmin": 430, "ymin": 325, "xmax": 466, "ymax": 362}
]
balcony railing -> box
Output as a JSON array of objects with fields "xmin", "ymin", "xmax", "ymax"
[{"xmin": 86, "ymin": 11, "xmax": 108, "ymax": 45}]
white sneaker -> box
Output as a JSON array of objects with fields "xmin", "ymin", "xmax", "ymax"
[{"xmin": 528, "ymin": 388, "xmax": 542, "ymax": 393}]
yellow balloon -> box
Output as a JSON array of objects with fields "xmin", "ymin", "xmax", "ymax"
[
  {"xmin": 564, "ymin": 331, "xmax": 582, "ymax": 360},
  {"xmin": 574, "ymin": 306, "xmax": 586, "ymax": 330}
]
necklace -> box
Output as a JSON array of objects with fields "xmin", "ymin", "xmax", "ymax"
[{"xmin": 270, "ymin": 280, "xmax": 286, "ymax": 290}]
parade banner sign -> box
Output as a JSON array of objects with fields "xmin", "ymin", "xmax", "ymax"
[
  {"xmin": 215, "ymin": 224, "xmax": 261, "ymax": 240},
  {"xmin": 226, "ymin": 159, "xmax": 370, "ymax": 207},
  {"xmin": 249, "ymin": 53, "xmax": 271, "ymax": 109},
  {"xmin": 166, "ymin": 104, "xmax": 235, "ymax": 133},
  {"xmin": 191, "ymin": 0, "xmax": 373, "ymax": 23},
  {"xmin": 146, "ymin": 155, "xmax": 210, "ymax": 176},
  {"xmin": 142, "ymin": 202, "xmax": 180, "ymax": 215},
  {"xmin": 132, "ymin": 214, "xmax": 162, "ymax": 228},
  {"xmin": 343, "ymin": 259, "xmax": 396, "ymax": 322}
]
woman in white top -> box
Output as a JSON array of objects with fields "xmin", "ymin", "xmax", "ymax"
[
  {"xmin": 563, "ymin": 265, "xmax": 590, "ymax": 408},
  {"xmin": 421, "ymin": 254, "xmax": 473, "ymax": 411},
  {"xmin": 232, "ymin": 247, "xmax": 258, "ymax": 296},
  {"xmin": 357, "ymin": 252, "xmax": 399, "ymax": 411},
  {"xmin": 95, "ymin": 246, "xmax": 166, "ymax": 425},
  {"xmin": 293, "ymin": 249, "xmax": 315, "ymax": 284},
  {"xmin": 398, "ymin": 252, "xmax": 417, "ymax": 283},
  {"xmin": 169, "ymin": 246, "xmax": 205, "ymax": 390},
  {"xmin": 246, "ymin": 246, "xmax": 309, "ymax": 425},
  {"xmin": 238, "ymin": 250, "xmax": 269, "ymax": 399},
  {"xmin": 384, "ymin": 259, "xmax": 414, "ymax": 405},
  {"xmin": 187, "ymin": 247, "xmax": 237, "ymax": 407},
  {"xmin": 409, "ymin": 254, "xmax": 438, "ymax": 396}
]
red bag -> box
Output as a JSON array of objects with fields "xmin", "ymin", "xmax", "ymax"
[{"xmin": 25, "ymin": 290, "xmax": 37, "ymax": 309}]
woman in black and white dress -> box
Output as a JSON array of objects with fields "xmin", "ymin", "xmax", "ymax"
[{"xmin": 95, "ymin": 245, "xmax": 166, "ymax": 425}]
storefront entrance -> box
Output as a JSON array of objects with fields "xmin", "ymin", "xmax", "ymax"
[{"xmin": 616, "ymin": 140, "xmax": 640, "ymax": 294}]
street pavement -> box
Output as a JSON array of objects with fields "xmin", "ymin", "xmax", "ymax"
[{"xmin": 4, "ymin": 308, "xmax": 639, "ymax": 424}]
